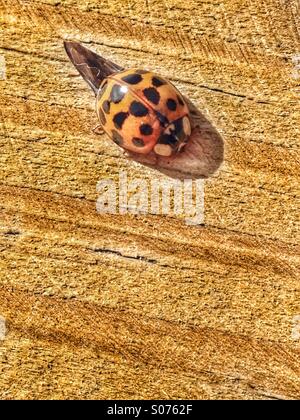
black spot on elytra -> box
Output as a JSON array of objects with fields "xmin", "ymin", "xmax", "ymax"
[
  {"xmin": 102, "ymin": 100, "xmax": 110, "ymax": 114},
  {"xmin": 140, "ymin": 123, "xmax": 153, "ymax": 136},
  {"xmin": 113, "ymin": 112, "xmax": 128, "ymax": 129},
  {"xmin": 155, "ymin": 111, "xmax": 169, "ymax": 127},
  {"xmin": 177, "ymin": 94, "xmax": 185, "ymax": 106},
  {"xmin": 166, "ymin": 98, "xmax": 177, "ymax": 111},
  {"xmin": 110, "ymin": 84, "xmax": 126, "ymax": 104},
  {"xmin": 129, "ymin": 101, "xmax": 149, "ymax": 117},
  {"xmin": 122, "ymin": 73, "xmax": 143, "ymax": 84},
  {"xmin": 111, "ymin": 130, "xmax": 124, "ymax": 146},
  {"xmin": 143, "ymin": 87, "xmax": 160, "ymax": 105},
  {"xmin": 152, "ymin": 76, "xmax": 165, "ymax": 87},
  {"xmin": 132, "ymin": 137, "xmax": 145, "ymax": 147},
  {"xmin": 99, "ymin": 108, "xmax": 106, "ymax": 125}
]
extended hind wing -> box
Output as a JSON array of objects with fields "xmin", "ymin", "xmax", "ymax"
[{"xmin": 64, "ymin": 41, "xmax": 123, "ymax": 94}]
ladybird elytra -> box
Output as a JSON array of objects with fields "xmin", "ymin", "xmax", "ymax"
[{"xmin": 96, "ymin": 69, "xmax": 191, "ymax": 157}]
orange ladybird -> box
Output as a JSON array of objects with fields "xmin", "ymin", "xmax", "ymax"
[
  {"xmin": 64, "ymin": 42, "xmax": 192, "ymax": 157},
  {"xmin": 97, "ymin": 69, "xmax": 191, "ymax": 157}
]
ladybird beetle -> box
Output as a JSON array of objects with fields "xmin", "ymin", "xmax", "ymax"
[{"xmin": 64, "ymin": 42, "xmax": 191, "ymax": 157}]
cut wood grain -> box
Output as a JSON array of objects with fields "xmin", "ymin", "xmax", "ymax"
[
  {"xmin": 1, "ymin": 287, "xmax": 300, "ymax": 400},
  {"xmin": 0, "ymin": 0, "xmax": 299, "ymax": 400}
]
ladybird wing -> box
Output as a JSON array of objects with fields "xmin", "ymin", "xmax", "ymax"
[
  {"xmin": 64, "ymin": 41, "xmax": 123, "ymax": 94},
  {"xmin": 97, "ymin": 80, "xmax": 160, "ymax": 155}
]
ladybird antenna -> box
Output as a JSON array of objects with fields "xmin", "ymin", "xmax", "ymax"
[{"xmin": 63, "ymin": 41, "xmax": 123, "ymax": 94}]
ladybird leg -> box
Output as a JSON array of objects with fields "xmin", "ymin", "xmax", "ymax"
[
  {"xmin": 122, "ymin": 150, "xmax": 132, "ymax": 158},
  {"xmin": 177, "ymin": 141, "xmax": 187, "ymax": 152},
  {"xmin": 92, "ymin": 124, "xmax": 103, "ymax": 135}
]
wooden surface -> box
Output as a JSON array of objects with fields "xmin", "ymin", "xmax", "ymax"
[{"xmin": 0, "ymin": 0, "xmax": 299, "ymax": 400}]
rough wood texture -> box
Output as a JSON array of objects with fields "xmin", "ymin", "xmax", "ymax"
[{"xmin": 0, "ymin": 0, "xmax": 299, "ymax": 400}]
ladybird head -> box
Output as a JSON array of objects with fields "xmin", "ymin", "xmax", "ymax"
[{"xmin": 153, "ymin": 116, "xmax": 191, "ymax": 157}]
